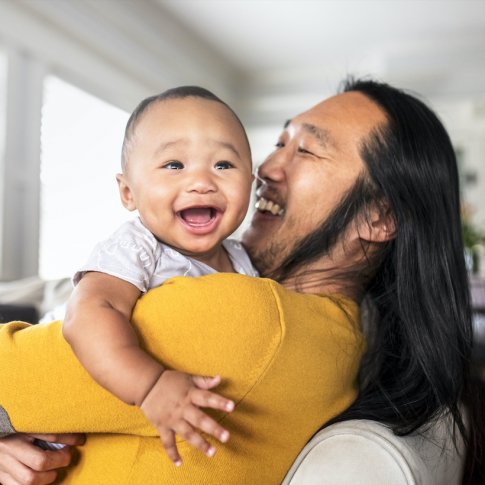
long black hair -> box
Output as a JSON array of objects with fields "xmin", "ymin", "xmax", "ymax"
[{"xmin": 329, "ymin": 78, "xmax": 473, "ymax": 445}]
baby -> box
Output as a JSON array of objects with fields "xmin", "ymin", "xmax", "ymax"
[{"xmin": 62, "ymin": 86, "xmax": 257, "ymax": 466}]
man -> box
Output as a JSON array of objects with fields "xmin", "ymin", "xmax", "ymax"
[{"xmin": 0, "ymin": 78, "xmax": 473, "ymax": 484}]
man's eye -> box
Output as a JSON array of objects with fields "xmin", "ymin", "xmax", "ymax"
[
  {"xmin": 215, "ymin": 160, "xmax": 234, "ymax": 170},
  {"xmin": 163, "ymin": 160, "xmax": 184, "ymax": 170},
  {"xmin": 297, "ymin": 146, "xmax": 313, "ymax": 155}
]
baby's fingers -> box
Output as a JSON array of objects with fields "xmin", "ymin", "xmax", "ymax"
[
  {"xmin": 160, "ymin": 429, "xmax": 182, "ymax": 467},
  {"xmin": 185, "ymin": 406, "xmax": 230, "ymax": 444},
  {"xmin": 191, "ymin": 388, "xmax": 235, "ymax": 413},
  {"xmin": 174, "ymin": 421, "xmax": 216, "ymax": 458},
  {"xmin": 192, "ymin": 374, "xmax": 221, "ymax": 389}
]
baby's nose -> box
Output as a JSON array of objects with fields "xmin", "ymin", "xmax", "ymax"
[{"xmin": 186, "ymin": 171, "xmax": 217, "ymax": 193}]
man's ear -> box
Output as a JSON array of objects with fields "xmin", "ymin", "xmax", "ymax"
[
  {"xmin": 359, "ymin": 205, "xmax": 396, "ymax": 243},
  {"xmin": 116, "ymin": 173, "xmax": 136, "ymax": 211}
]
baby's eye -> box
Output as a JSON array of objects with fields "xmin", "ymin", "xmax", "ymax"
[
  {"xmin": 215, "ymin": 160, "xmax": 234, "ymax": 170},
  {"xmin": 163, "ymin": 160, "xmax": 184, "ymax": 170},
  {"xmin": 275, "ymin": 141, "xmax": 285, "ymax": 148}
]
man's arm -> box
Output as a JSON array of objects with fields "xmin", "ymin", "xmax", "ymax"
[
  {"xmin": 0, "ymin": 320, "xmax": 153, "ymax": 436},
  {"xmin": 0, "ymin": 275, "xmax": 282, "ymax": 439},
  {"xmin": 0, "ymin": 276, "xmax": 238, "ymax": 440}
]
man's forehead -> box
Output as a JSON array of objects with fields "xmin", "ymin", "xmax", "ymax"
[{"xmin": 285, "ymin": 92, "xmax": 387, "ymax": 142}]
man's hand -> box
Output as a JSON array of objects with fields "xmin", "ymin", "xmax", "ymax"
[
  {"xmin": 140, "ymin": 370, "xmax": 234, "ymax": 466},
  {"xmin": 0, "ymin": 433, "xmax": 85, "ymax": 485}
]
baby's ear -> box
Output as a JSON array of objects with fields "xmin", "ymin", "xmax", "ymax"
[
  {"xmin": 116, "ymin": 173, "xmax": 137, "ymax": 211},
  {"xmin": 359, "ymin": 203, "xmax": 396, "ymax": 243}
]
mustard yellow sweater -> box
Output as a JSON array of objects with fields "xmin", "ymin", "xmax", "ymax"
[{"xmin": 0, "ymin": 274, "xmax": 364, "ymax": 484}]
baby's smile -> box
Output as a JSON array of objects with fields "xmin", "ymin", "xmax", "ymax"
[{"xmin": 176, "ymin": 206, "xmax": 223, "ymax": 235}]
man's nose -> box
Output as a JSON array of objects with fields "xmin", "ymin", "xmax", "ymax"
[
  {"xmin": 257, "ymin": 150, "xmax": 286, "ymax": 183},
  {"xmin": 186, "ymin": 170, "xmax": 217, "ymax": 193}
]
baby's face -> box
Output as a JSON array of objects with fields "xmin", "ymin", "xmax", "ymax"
[{"xmin": 117, "ymin": 97, "xmax": 253, "ymax": 258}]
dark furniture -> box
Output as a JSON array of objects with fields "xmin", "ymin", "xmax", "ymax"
[{"xmin": 0, "ymin": 304, "xmax": 38, "ymax": 324}]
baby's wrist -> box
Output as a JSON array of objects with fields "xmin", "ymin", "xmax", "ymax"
[{"xmin": 135, "ymin": 365, "xmax": 165, "ymax": 407}]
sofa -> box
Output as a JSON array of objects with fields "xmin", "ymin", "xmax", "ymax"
[{"xmin": 283, "ymin": 417, "xmax": 465, "ymax": 484}]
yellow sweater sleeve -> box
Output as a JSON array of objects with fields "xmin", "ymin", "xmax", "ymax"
[{"xmin": 0, "ymin": 320, "xmax": 154, "ymax": 436}]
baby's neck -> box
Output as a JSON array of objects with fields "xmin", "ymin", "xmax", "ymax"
[{"xmin": 192, "ymin": 245, "xmax": 235, "ymax": 273}]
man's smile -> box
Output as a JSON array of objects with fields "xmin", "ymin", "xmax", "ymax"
[{"xmin": 255, "ymin": 197, "xmax": 285, "ymax": 216}]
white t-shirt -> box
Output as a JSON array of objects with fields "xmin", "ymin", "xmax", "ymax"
[{"xmin": 74, "ymin": 218, "xmax": 258, "ymax": 292}]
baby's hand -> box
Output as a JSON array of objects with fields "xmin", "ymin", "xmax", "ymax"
[{"xmin": 140, "ymin": 370, "xmax": 234, "ymax": 466}]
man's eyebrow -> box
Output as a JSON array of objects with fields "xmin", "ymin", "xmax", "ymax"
[
  {"xmin": 283, "ymin": 120, "xmax": 333, "ymax": 149},
  {"xmin": 301, "ymin": 123, "xmax": 332, "ymax": 148}
]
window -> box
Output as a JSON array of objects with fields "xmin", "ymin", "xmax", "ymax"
[
  {"xmin": 0, "ymin": 47, "xmax": 6, "ymax": 160},
  {"xmin": 0, "ymin": 48, "xmax": 8, "ymax": 275},
  {"xmin": 40, "ymin": 76, "xmax": 129, "ymax": 279}
]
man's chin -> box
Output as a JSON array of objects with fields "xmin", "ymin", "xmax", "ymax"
[
  {"xmin": 242, "ymin": 233, "xmax": 283, "ymax": 278},
  {"xmin": 243, "ymin": 210, "xmax": 279, "ymax": 244}
]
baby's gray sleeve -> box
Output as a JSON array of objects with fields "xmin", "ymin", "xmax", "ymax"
[{"xmin": 72, "ymin": 221, "xmax": 159, "ymax": 292}]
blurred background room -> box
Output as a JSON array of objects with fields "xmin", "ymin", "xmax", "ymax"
[{"xmin": 0, "ymin": 0, "xmax": 484, "ymax": 323}]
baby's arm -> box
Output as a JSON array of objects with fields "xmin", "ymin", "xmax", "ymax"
[
  {"xmin": 63, "ymin": 272, "xmax": 234, "ymax": 465},
  {"xmin": 63, "ymin": 272, "xmax": 160, "ymax": 405}
]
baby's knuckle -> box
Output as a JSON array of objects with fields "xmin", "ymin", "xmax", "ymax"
[
  {"xmin": 187, "ymin": 388, "xmax": 197, "ymax": 400},
  {"xmin": 160, "ymin": 437, "xmax": 172, "ymax": 448},
  {"xmin": 202, "ymin": 418, "xmax": 215, "ymax": 431},
  {"xmin": 185, "ymin": 428, "xmax": 197, "ymax": 440},
  {"xmin": 165, "ymin": 447, "xmax": 176, "ymax": 456}
]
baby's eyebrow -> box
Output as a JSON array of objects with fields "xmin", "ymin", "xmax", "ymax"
[
  {"xmin": 155, "ymin": 138, "xmax": 242, "ymax": 159},
  {"xmin": 216, "ymin": 140, "xmax": 241, "ymax": 159},
  {"xmin": 155, "ymin": 139, "xmax": 185, "ymax": 156}
]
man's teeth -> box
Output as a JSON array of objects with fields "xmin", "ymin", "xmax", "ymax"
[{"xmin": 255, "ymin": 197, "xmax": 284, "ymax": 215}]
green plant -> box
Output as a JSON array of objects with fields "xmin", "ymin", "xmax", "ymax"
[{"xmin": 461, "ymin": 204, "xmax": 485, "ymax": 248}]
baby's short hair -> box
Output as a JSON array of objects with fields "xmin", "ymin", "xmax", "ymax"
[{"xmin": 121, "ymin": 86, "xmax": 249, "ymax": 170}]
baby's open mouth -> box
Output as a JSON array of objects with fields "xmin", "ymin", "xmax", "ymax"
[
  {"xmin": 178, "ymin": 207, "xmax": 218, "ymax": 226},
  {"xmin": 255, "ymin": 197, "xmax": 284, "ymax": 216}
]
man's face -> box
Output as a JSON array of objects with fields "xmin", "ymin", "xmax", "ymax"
[{"xmin": 242, "ymin": 91, "xmax": 387, "ymax": 276}]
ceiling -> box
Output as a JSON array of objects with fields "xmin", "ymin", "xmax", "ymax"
[
  {"xmin": 2, "ymin": 0, "xmax": 485, "ymax": 127},
  {"xmin": 158, "ymin": 0, "xmax": 485, "ymax": 124}
]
